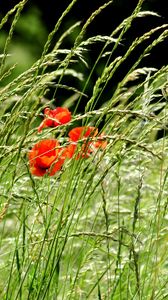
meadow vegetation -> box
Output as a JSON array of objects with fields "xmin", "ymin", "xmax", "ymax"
[{"xmin": 0, "ymin": 0, "xmax": 168, "ymax": 299}]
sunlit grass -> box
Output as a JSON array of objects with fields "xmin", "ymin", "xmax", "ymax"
[{"xmin": 0, "ymin": 0, "xmax": 168, "ymax": 299}]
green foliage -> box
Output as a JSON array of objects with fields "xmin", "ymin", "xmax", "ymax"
[{"xmin": 0, "ymin": 0, "xmax": 168, "ymax": 299}]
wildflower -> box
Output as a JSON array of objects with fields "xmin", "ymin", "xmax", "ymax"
[
  {"xmin": 67, "ymin": 126, "xmax": 98, "ymax": 158},
  {"xmin": 62, "ymin": 143, "xmax": 77, "ymax": 159},
  {"xmin": 38, "ymin": 107, "xmax": 71, "ymax": 132},
  {"xmin": 28, "ymin": 139, "xmax": 65, "ymax": 176},
  {"xmin": 92, "ymin": 133, "xmax": 107, "ymax": 150},
  {"xmin": 67, "ymin": 127, "xmax": 108, "ymax": 158},
  {"xmin": 68, "ymin": 126, "xmax": 98, "ymax": 142}
]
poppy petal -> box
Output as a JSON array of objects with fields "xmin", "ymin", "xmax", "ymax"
[
  {"xmin": 28, "ymin": 139, "xmax": 63, "ymax": 177},
  {"xmin": 38, "ymin": 107, "xmax": 71, "ymax": 132},
  {"xmin": 68, "ymin": 126, "xmax": 98, "ymax": 142}
]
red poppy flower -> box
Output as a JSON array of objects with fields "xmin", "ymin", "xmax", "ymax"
[
  {"xmin": 93, "ymin": 133, "xmax": 107, "ymax": 150},
  {"xmin": 67, "ymin": 126, "xmax": 98, "ymax": 158},
  {"xmin": 28, "ymin": 139, "xmax": 65, "ymax": 176},
  {"xmin": 62, "ymin": 143, "xmax": 77, "ymax": 159},
  {"xmin": 67, "ymin": 127, "xmax": 107, "ymax": 158},
  {"xmin": 38, "ymin": 107, "xmax": 71, "ymax": 132},
  {"xmin": 68, "ymin": 126, "xmax": 98, "ymax": 142},
  {"xmin": 63, "ymin": 142, "xmax": 91, "ymax": 159}
]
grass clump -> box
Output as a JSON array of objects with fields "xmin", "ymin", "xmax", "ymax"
[{"xmin": 0, "ymin": 0, "xmax": 168, "ymax": 299}]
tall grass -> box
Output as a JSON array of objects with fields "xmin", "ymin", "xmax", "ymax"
[{"xmin": 0, "ymin": 0, "xmax": 168, "ymax": 299}]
